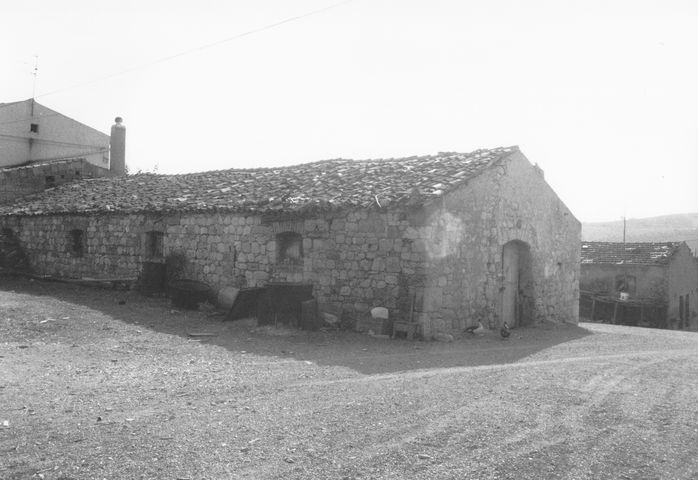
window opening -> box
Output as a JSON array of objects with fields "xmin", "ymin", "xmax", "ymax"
[
  {"xmin": 68, "ymin": 229, "xmax": 85, "ymax": 257},
  {"xmin": 276, "ymin": 231, "xmax": 303, "ymax": 264},
  {"xmin": 615, "ymin": 274, "xmax": 636, "ymax": 295},
  {"xmin": 145, "ymin": 231, "xmax": 164, "ymax": 259}
]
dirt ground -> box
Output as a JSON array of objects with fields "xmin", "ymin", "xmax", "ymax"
[{"xmin": 1, "ymin": 277, "xmax": 697, "ymax": 480}]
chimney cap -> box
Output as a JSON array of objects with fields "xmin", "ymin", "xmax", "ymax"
[{"xmin": 114, "ymin": 116, "xmax": 123, "ymax": 124}]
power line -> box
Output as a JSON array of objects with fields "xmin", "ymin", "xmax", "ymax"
[
  {"xmin": 0, "ymin": 113, "xmax": 62, "ymax": 127},
  {"xmin": 0, "ymin": 132, "xmax": 107, "ymax": 150},
  {"xmin": 35, "ymin": 0, "xmax": 355, "ymax": 99}
]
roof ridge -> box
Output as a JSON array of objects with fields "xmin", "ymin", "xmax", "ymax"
[
  {"xmin": 581, "ymin": 240, "xmax": 684, "ymax": 266},
  {"xmin": 154, "ymin": 145, "xmax": 519, "ymax": 177}
]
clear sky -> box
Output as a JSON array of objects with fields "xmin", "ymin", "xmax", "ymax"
[{"xmin": 2, "ymin": 0, "xmax": 697, "ymax": 222}]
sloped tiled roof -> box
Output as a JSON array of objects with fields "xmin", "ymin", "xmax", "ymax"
[
  {"xmin": 580, "ymin": 241, "xmax": 682, "ymax": 266},
  {"xmin": 1, "ymin": 157, "xmax": 89, "ymax": 172},
  {"xmin": 0, "ymin": 146, "xmax": 518, "ymax": 216}
]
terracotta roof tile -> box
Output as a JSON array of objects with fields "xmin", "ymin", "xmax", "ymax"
[
  {"xmin": 580, "ymin": 241, "xmax": 682, "ymax": 266},
  {"xmin": 0, "ymin": 146, "xmax": 517, "ymax": 216}
]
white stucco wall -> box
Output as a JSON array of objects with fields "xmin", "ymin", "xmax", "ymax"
[{"xmin": 0, "ymin": 100, "xmax": 109, "ymax": 169}]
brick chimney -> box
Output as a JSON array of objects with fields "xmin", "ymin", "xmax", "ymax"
[{"xmin": 110, "ymin": 117, "xmax": 126, "ymax": 175}]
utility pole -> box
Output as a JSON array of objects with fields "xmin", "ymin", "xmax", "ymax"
[{"xmin": 622, "ymin": 215, "xmax": 627, "ymax": 295}]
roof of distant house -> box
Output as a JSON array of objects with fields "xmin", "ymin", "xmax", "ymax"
[
  {"xmin": 0, "ymin": 157, "xmax": 92, "ymax": 173},
  {"xmin": 0, "ymin": 146, "xmax": 519, "ymax": 216},
  {"xmin": 580, "ymin": 241, "xmax": 684, "ymax": 266}
]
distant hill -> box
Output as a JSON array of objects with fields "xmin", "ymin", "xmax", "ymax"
[{"xmin": 582, "ymin": 213, "xmax": 698, "ymax": 255}]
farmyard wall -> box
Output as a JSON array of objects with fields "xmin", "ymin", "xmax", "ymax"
[{"xmin": 0, "ymin": 210, "xmax": 426, "ymax": 325}]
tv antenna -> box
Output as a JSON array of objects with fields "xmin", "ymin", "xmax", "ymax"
[{"xmin": 31, "ymin": 55, "xmax": 39, "ymax": 100}]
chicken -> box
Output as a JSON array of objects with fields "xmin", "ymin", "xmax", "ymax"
[
  {"xmin": 465, "ymin": 321, "xmax": 485, "ymax": 335},
  {"xmin": 500, "ymin": 322, "xmax": 511, "ymax": 339}
]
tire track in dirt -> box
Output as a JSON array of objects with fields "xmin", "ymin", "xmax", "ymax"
[
  {"xmin": 288, "ymin": 347, "xmax": 698, "ymax": 389},
  {"xmin": 272, "ymin": 348, "xmax": 698, "ymax": 479},
  {"xmin": 339, "ymin": 357, "xmax": 661, "ymax": 474},
  {"xmin": 225, "ymin": 347, "xmax": 698, "ymax": 480},
  {"xmin": 491, "ymin": 354, "xmax": 698, "ymax": 479},
  {"xmin": 501, "ymin": 356, "xmax": 668, "ymax": 453}
]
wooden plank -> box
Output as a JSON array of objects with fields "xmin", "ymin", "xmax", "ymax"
[{"xmin": 591, "ymin": 299, "xmax": 596, "ymax": 321}]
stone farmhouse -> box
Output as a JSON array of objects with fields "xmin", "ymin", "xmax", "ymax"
[
  {"xmin": 580, "ymin": 241, "xmax": 697, "ymax": 330},
  {"xmin": 0, "ymin": 146, "xmax": 580, "ymax": 336}
]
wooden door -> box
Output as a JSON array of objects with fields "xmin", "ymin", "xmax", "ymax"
[{"xmin": 502, "ymin": 242, "xmax": 520, "ymax": 326}]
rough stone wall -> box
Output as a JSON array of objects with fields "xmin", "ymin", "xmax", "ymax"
[
  {"xmin": 409, "ymin": 152, "xmax": 580, "ymax": 335},
  {"xmin": 0, "ymin": 159, "xmax": 113, "ymax": 204},
  {"xmin": 0, "ymin": 210, "xmax": 423, "ymax": 325},
  {"xmin": 0, "ymin": 151, "xmax": 580, "ymax": 334},
  {"xmin": 165, "ymin": 211, "xmax": 427, "ymax": 324},
  {"xmin": 0, "ymin": 214, "xmax": 144, "ymax": 278}
]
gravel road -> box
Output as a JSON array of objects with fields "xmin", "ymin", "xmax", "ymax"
[{"xmin": 1, "ymin": 278, "xmax": 697, "ymax": 479}]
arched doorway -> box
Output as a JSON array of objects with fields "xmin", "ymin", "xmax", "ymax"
[{"xmin": 501, "ymin": 240, "xmax": 532, "ymax": 327}]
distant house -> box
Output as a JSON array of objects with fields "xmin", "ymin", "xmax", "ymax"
[
  {"xmin": 0, "ymin": 146, "xmax": 580, "ymax": 337},
  {"xmin": 580, "ymin": 241, "xmax": 697, "ymax": 330},
  {"xmin": 0, "ymin": 99, "xmax": 125, "ymax": 203}
]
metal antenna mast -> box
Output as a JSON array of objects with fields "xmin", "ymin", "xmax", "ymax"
[{"xmin": 31, "ymin": 55, "xmax": 39, "ymax": 114}]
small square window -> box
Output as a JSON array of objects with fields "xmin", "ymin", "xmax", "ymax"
[
  {"xmin": 276, "ymin": 231, "xmax": 303, "ymax": 264},
  {"xmin": 30, "ymin": 123, "xmax": 39, "ymax": 133},
  {"xmin": 615, "ymin": 275, "xmax": 636, "ymax": 295},
  {"xmin": 68, "ymin": 229, "xmax": 85, "ymax": 257},
  {"xmin": 145, "ymin": 231, "xmax": 164, "ymax": 259},
  {"xmin": 45, "ymin": 176, "xmax": 55, "ymax": 188}
]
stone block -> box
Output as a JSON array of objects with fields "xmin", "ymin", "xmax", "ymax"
[
  {"xmin": 371, "ymin": 257, "xmax": 386, "ymax": 272},
  {"xmin": 378, "ymin": 238, "xmax": 393, "ymax": 252},
  {"xmin": 422, "ymin": 287, "xmax": 443, "ymax": 311},
  {"xmin": 371, "ymin": 307, "xmax": 389, "ymax": 319},
  {"xmin": 386, "ymin": 256, "xmax": 401, "ymax": 273}
]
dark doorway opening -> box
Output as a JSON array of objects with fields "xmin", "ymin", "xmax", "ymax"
[{"xmin": 501, "ymin": 240, "xmax": 533, "ymax": 327}]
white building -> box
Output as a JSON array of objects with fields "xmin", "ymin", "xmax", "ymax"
[{"xmin": 0, "ymin": 99, "xmax": 110, "ymax": 169}]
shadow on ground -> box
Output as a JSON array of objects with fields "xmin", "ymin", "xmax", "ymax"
[{"xmin": 1, "ymin": 276, "xmax": 592, "ymax": 375}]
